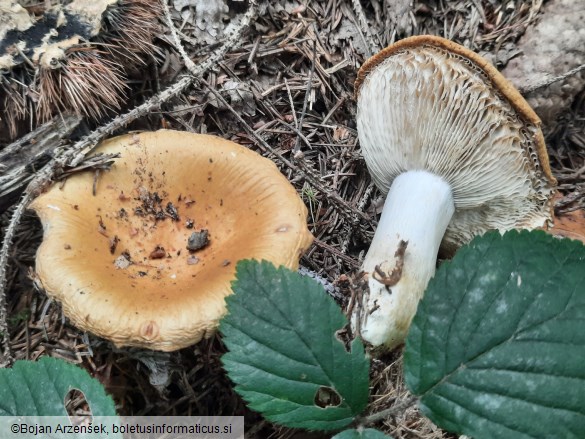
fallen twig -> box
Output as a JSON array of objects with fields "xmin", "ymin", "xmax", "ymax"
[
  {"xmin": 357, "ymin": 395, "xmax": 418, "ymax": 425},
  {"xmin": 520, "ymin": 64, "xmax": 585, "ymax": 95},
  {"xmin": 350, "ymin": 0, "xmax": 381, "ymax": 56},
  {"xmin": 292, "ymin": 39, "xmax": 318, "ymax": 155}
]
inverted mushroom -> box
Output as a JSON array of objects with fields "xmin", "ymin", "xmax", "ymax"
[
  {"xmin": 353, "ymin": 35, "xmax": 557, "ymax": 350},
  {"xmin": 30, "ymin": 130, "xmax": 313, "ymax": 351}
]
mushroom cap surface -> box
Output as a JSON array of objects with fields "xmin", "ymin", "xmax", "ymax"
[
  {"xmin": 30, "ymin": 130, "xmax": 313, "ymax": 351},
  {"xmin": 355, "ymin": 35, "xmax": 557, "ymax": 253}
]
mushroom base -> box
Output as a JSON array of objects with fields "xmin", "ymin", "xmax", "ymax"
[{"xmin": 353, "ymin": 170, "xmax": 455, "ymax": 350}]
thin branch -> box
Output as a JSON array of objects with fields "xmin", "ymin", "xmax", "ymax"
[
  {"xmin": 292, "ymin": 39, "xmax": 317, "ymax": 155},
  {"xmin": 520, "ymin": 63, "xmax": 585, "ymax": 95},
  {"xmin": 0, "ymin": 200, "xmax": 29, "ymax": 366},
  {"xmin": 69, "ymin": 76, "xmax": 193, "ymax": 167},
  {"xmin": 357, "ymin": 395, "xmax": 418, "ymax": 425},
  {"xmin": 350, "ymin": 0, "xmax": 382, "ymax": 56},
  {"xmin": 284, "ymin": 79, "xmax": 298, "ymax": 128},
  {"xmin": 161, "ymin": 0, "xmax": 198, "ymax": 75}
]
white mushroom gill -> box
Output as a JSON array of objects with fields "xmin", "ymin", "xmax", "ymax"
[{"xmin": 353, "ymin": 39, "xmax": 555, "ymax": 350}]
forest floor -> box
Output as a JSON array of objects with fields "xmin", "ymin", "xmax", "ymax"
[{"xmin": 1, "ymin": 1, "xmax": 584, "ymax": 438}]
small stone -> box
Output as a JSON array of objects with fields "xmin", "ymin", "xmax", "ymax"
[
  {"xmin": 149, "ymin": 245, "xmax": 166, "ymax": 259},
  {"xmin": 187, "ymin": 230, "xmax": 209, "ymax": 252},
  {"xmin": 114, "ymin": 253, "xmax": 132, "ymax": 269}
]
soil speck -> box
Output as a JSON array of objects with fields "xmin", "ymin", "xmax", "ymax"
[
  {"xmin": 149, "ymin": 245, "xmax": 166, "ymax": 259},
  {"xmin": 187, "ymin": 230, "xmax": 209, "ymax": 252}
]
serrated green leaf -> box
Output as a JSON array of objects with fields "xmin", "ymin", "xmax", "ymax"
[
  {"xmin": 220, "ymin": 260, "xmax": 369, "ymax": 431},
  {"xmin": 332, "ymin": 428, "xmax": 393, "ymax": 438},
  {"xmin": 405, "ymin": 230, "xmax": 585, "ymax": 439},
  {"xmin": 0, "ymin": 357, "xmax": 116, "ymax": 416}
]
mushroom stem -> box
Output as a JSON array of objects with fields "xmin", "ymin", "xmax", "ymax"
[{"xmin": 354, "ymin": 170, "xmax": 455, "ymax": 349}]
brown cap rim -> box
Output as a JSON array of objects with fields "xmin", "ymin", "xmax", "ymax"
[{"xmin": 354, "ymin": 35, "xmax": 555, "ymax": 186}]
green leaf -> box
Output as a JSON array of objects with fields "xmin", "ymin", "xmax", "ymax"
[
  {"xmin": 220, "ymin": 260, "xmax": 369, "ymax": 431},
  {"xmin": 405, "ymin": 230, "xmax": 585, "ymax": 438},
  {"xmin": 0, "ymin": 357, "xmax": 116, "ymax": 416},
  {"xmin": 333, "ymin": 428, "xmax": 393, "ymax": 438}
]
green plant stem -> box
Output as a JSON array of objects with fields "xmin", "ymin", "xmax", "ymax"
[{"xmin": 357, "ymin": 395, "xmax": 418, "ymax": 425}]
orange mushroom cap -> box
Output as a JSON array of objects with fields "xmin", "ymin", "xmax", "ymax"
[{"xmin": 30, "ymin": 130, "xmax": 313, "ymax": 351}]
